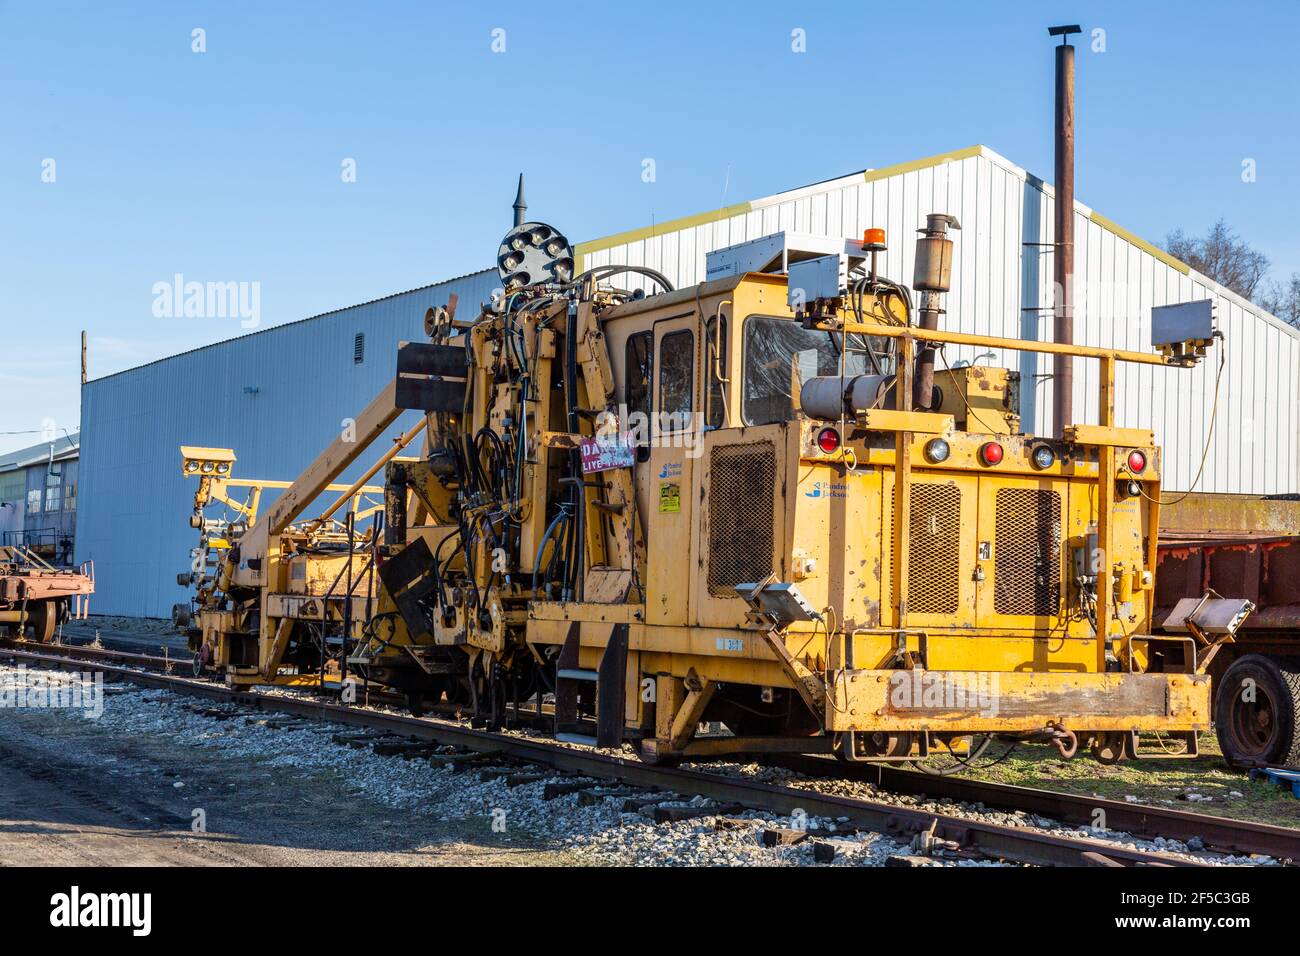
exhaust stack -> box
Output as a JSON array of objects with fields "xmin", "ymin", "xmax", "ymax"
[
  {"xmin": 912, "ymin": 214, "xmax": 960, "ymax": 409},
  {"xmin": 1049, "ymin": 23, "xmax": 1081, "ymax": 433}
]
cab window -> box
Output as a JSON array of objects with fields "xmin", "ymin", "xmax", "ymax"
[
  {"xmin": 658, "ymin": 329, "xmax": 694, "ymax": 423},
  {"xmin": 625, "ymin": 331, "xmax": 653, "ymax": 421},
  {"xmin": 742, "ymin": 316, "xmax": 874, "ymax": 425}
]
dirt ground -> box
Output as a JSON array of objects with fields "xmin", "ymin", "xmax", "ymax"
[
  {"xmin": 0, "ymin": 682, "xmax": 577, "ymax": 867},
  {"xmin": 14, "ymin": 616, "xmax": 1298, "ymax": 862}
]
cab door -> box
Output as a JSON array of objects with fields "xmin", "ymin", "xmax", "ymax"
[{"xmin": 644, "ymin": 313, "xmax": 701, "ymax": 626}]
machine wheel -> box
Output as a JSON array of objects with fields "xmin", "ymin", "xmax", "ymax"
[
  {"xmin": 1215, "ymin": 654, "xmax": 1300, "ymax": 770},
  {"xmin": 26, "ymin": 600, "xmax": 58, "ymax": 643},
  {"xmin": 857, "ymin": 731, "xmax": 914, "ymax": 760},
  {"xmin": 1089, "ymin": 732, "xmax": 1129, "ymax": 765}
]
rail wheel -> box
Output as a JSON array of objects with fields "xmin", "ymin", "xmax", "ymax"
[
  {"xmin": 836, "ymin": 730, "xmax": 915, "ymax": 763},
  {"xmin": 1089, "ymin": 731, "xmax": 1128, "ymax": 765},
  {"xmin": 26, "ymin": 599, "xmax": 58, "ymax": 643},
  {"xmin": 1215, "ymin": 654, "xmax": 1300, "ymax": 770}
]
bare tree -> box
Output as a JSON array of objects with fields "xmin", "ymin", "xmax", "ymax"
[
  {"xmin": 1165, "ymin": 219, "xmax": 1271, "ymax": 300},
  {"xmin": 1258, "ymin": 273, "xmax": 1300, "ymax": 328}
]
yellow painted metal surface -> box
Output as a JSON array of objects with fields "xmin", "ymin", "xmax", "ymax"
[
  {"xmin": 178, "ymin": 244, "xmax": 1211, "ymax": 760},
  {"xmin": 931, "ymin": 365, "xmax": 1020, "ymax": 434},
  {"xmin": 854, "ymin": 408, "xmax": 954, "ymax": 434},
  {"xmin": 1064, "ymin": 423, "xmax": 1156, "ymax": 449},
  {"xmin": 825, "ymin": 668, "xmax": 1211, "ymax": 733}
]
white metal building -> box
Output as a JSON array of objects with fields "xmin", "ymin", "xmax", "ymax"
[{"xmin": 77, "ymin": 144, "xmax": 1300, "ymax": 616}]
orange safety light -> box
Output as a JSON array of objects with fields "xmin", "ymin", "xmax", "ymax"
[{"xmin": 863, "ymin": 227, "xmax": 887, "ymax": 249}]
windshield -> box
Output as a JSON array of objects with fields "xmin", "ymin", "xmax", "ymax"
[{"xmin": 742, "ymin": 315, "xmax": 890, "ymax": 424}]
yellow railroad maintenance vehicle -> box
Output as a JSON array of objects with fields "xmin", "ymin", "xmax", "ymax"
[
  {"xmin": 180, "ymin": 206, "xmax": 1254, "ymax": 766},
  {"xmin": 175, "ymin": 439, "xmax": 408, "ymax": 688}
]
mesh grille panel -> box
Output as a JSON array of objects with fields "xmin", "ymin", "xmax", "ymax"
[
  {"xmin": 906, "ymin": 483, "xmax": 962, "ymax": 614},
  {"xmin": 707, "ymin": 443, "xmax": 776, "ymax": 597},
  {"xmin": 994, "ymin": 488, "xmax": 1062, "ymax": 615}
]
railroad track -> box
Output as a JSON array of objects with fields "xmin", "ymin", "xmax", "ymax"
[
  {"xmin": 772, "ymin": 754, "xmax": 1298, "ymax": 862},
  {"xmin": 3, "ymin": 640, "xmax": 1293, "ymax": 867},
  {"xmin": 3, "ymin": 636, "xmax": 181, "ymax": 671}
]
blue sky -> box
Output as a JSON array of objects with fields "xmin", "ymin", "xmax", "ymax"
[{"xmin": 2, "ymin": 1, "xmax": 1297, "ymax": 442}]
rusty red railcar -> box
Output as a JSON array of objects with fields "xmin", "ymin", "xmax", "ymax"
[
  {"xmin": 1156, "ymin": 531, "xmax": 1300, "ymax": 768},
  {"xmin": 0, "ymin": 546, "xmax": 94, "ymax": 643}
]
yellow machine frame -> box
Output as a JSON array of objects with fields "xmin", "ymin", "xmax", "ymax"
[
  {"xmin": 499, "ymin": 270, "xmax": 1210, "ymax": 762},
  {"xmin": 178, "ymin": 219, "xmax": 1222, "ymax": 767}
]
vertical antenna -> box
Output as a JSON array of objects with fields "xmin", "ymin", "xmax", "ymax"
[{"xmin": 512, "ymin": 173, "xmax": 527, "ymax": 227}]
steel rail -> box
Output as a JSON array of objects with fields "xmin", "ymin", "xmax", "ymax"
[
  {"xmin": 0, "ymin": 637, "xmax": 179, "ymax": 671},
  {"xmin": 1, "ymin": 645, "xmax": 1214, "ymax": 868},
  {"xmin": 772, "ymin": 755, "xmax": 1298, "ymax": 863}
]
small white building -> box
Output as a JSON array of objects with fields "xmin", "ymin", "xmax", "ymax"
[{"xmin": 77, "ymin": 145, "xmax": 1300, "ymax": 616}]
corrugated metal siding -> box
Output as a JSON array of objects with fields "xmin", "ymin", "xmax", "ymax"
[
  {"xmin": 580, "ymin": 147, "xmax": 1300, "ymax": 499},
  {"xmin": 76, "ymin": 270, "xmax": 497, "ymax": 616},
  {"xmin": 77, "ymin": 146, "xmax": 1300, "ymax": 615}
]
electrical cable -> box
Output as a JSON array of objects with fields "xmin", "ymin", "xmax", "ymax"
[{"xmin": 1139, "ymin": 335, "xmax": 1226, "ymax": 506}]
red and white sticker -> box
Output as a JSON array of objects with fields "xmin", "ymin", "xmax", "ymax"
[{"xmin": 580, "ymin": 432, "xmax": 635, "ymax": 474}]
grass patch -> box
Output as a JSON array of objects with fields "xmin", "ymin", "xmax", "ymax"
[{"xmin": 950, "ymin": 734, "xmax": 1300, "ymax": 830}]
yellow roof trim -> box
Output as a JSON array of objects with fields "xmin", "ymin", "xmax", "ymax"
[
  {"xmin": 1089, "ymin": 211, "xmax": 1190, "ymax": 275},
  {"xmin": 575, "ymin": 202, "xmax": 752, "ymax": 272},
  {"xmin": 863, "ymin": 144, "xmax": 984, "ymax": 182}
]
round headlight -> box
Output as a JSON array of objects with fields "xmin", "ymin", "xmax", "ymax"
[
  {"xmin": 1031, "ymin": 445, "xmax": 1056, "ymax": 470},
  {"xmin": 924, "ymin": 438, "xmax": 950, "ymax": 463},
  {"xmin": 201, "ymin": 461, "xmax": 215, "ymax": 474},
  {"xmin": 216, "ymin": 462, "xmax": 230, "ymax": 475},
  {"xmin": 185, "ymin": 461, "xmax": 199, "ymax": 473}
]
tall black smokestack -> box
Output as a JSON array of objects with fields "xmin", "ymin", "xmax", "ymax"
[{"xmin": 1048, "ymin": 24, "xmax": 1080, "ymax": 434}]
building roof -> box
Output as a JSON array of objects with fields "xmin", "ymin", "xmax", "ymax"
[
  {"xmin": 86, "ymin": 144, "xmax": 1300, "ymax": 387},
  {"xmin": 0, "ymin": 432, "xmax": 80, "ymax": 472},
  {"xmin": 573, "ymin": 143, "xmax": 1300, "ymax": 343},
  {"xmin": 84, "ymin": 266, "xmax": 496, "ymax": 385}
]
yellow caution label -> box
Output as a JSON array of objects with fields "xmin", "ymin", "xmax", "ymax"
[{"xmin": 658, "ymin": 482, "xmax": 680, "ymax": 513}]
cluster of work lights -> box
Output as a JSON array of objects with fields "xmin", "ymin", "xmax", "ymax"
[
  {"xmin": 183, "ymin": 460, "xmax": 230, "ymax": 476},
  {"xmin": 815, "ymin": 429, "xmax": 1149, "ymax": 493}
]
